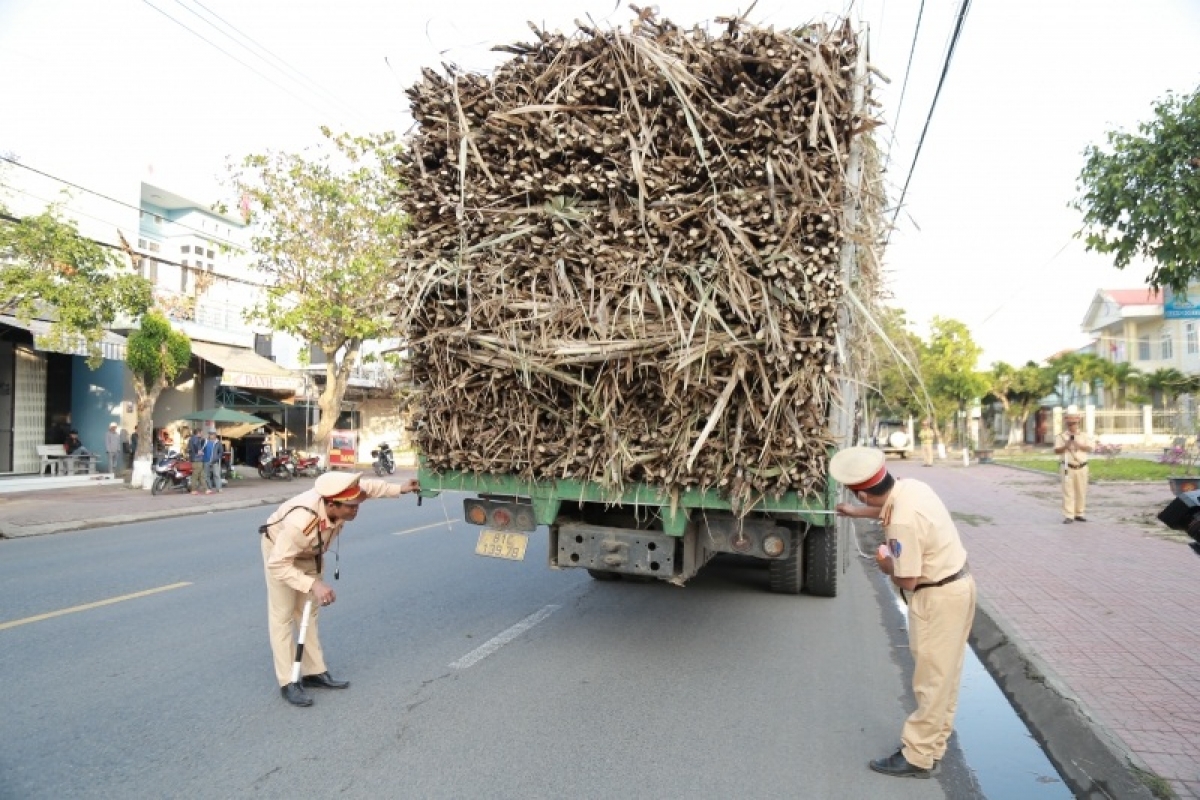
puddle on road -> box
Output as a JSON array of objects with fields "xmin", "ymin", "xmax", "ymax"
[
  {"xmin": 889, "ymin": 592, "xmax": 1071, "ymax": 799},
  {"xmin": 956, "ymin": 651, "xmax": 1071, "ymax": 799}
]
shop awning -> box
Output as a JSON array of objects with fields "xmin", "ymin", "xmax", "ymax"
[
  {"xmin": 0, "ymin": 315, "xmax": 127, "ymax": 360},
  {"xmin": 190, "ymin": 340, "xmax": 304, "ymax": 393}
]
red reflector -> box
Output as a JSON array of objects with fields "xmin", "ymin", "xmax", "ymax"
[{"xmin": 491, "ymin": 507, "xmax": 513, "ymax": 528}]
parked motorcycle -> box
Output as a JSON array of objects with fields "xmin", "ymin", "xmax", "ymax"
[
  {"xmin": 290, "ymin": 451, "xmax": 323, "ymax": 478},
  {"xmin": 151, "ymin": 453, "xmax": 193, "ymax": 495},
  {"xmin": 151, "ymin": 450, "xmax": 232, "ymax": 493},
  {"xmin": 257, "ymin": 446, "xmax": 295, "ymax": 481},
  {"xmin": 371, "ymin": 443, "xmax": 395, "ymax": 476}
]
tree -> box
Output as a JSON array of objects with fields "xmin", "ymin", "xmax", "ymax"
[
  {"xmin": 985, "ymin": 361, "xmax": 1055, "ymax": 446},
  {"xmin": 864, "ymin": 306, "xmax": 929, "ymax": 422},
  {"xmin": 921, "ymin": 317, "xmax": 988, "ymax": 448},
  {"xmin": 126, "ymin": 311, "xmax": 191, "ymax": 483},
  {"xmin": 225, "ymin": 128, "xmax": 408, "ymax": 455},
  {"xmin": 1074, "ymin": 87, "xmax": 1200, "ymax": 293},
  {"xmin": 0, "ymin": 203, "xmax": 151, "ymax": 366}
]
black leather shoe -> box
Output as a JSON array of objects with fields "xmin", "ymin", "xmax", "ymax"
[
  {"xmin": 1074, "ymin": 516, "xmax": 1087, "ymax": 522},
  {"xmin": 869, "ymin": 750, "xmax": 933, "ymax": 779},
  {"xmin": 302, "ymin": 671, "xmax": 349, "ymax": 689},
  {"xmin": 281, "ymin": 682, "xmax": 313, "ymax": 707}
]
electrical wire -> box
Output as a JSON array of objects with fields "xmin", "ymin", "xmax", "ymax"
[
  {"xmin": 881, "ymin": 0, "xmax": 926, "ymax": 174},
  {"xmin": 886, "ymin": 0, "xmax": 973, "ymax": 244},
  {"xmin": 140, "ymin": 0, "xmax": 358, "ymax": 129},
  {"xmin": 178, "ymin": 0, "xmax": 370, "ymax": 125},
  {"xmin": 1, "ymin": 155, "xmax": 244, "ymax": 251}
]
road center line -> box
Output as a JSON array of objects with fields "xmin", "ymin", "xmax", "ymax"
[
  {"xmin": 392, "ymin": 519, "xmax": 461, "ymax": 536},
  {"xmin": 0, "ymin": 582, "xmax": 192, "ymax": 632},
  {"xmin": 449, "ymin": 604, "xmax": 560, "ymax": 670}
]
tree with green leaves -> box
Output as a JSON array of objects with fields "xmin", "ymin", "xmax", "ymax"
[
  {"xmin": 1074, "ymin": 86, "xmax": 1200, "ymax": 293},
  {"xmin": 984, "ymin": 361, "xmax": 1055, "ymax": 446},
  {"xmin": 224, "ymin": 128, "xmax": 408, "ymax": 456},
  {"xmin": 126, "ymin": 310, "xmax": 191, "ymax": 483},
  {"xmin": 921, "ymin": 317, "xmax": 988, "ymax": 449},
  {"xmin": 0, "ymin": 203, "xmax": 151, "ymax": 367},
  {"xmin": 864, "ymin": 306, "xmax": 929, "ymax": 423}
]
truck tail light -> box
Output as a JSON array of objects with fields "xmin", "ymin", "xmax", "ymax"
[{"xmin": 762, "ymin": 534, "xmax": 786, "ymax": 558}]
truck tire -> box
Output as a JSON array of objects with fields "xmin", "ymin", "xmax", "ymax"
[
  {"xmin": 803, "ymin": 526, "xmax": 838, "ymax": 597},
  {"xmin": 587, "ymin": 569, "xmax": 621, "ymax": 581},
  {"xmin": 767, "ymin": 529, "xmax": 803, "ymax": 595}
]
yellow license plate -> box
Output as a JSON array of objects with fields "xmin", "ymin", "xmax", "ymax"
[{"xmin": 475, "ymin": 530, "xmax": 528, "ymax": 561}]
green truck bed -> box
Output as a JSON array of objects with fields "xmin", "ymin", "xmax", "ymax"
[{"xmin": 417, "ymin": 464, "xmax": 838, "ymax": 536}]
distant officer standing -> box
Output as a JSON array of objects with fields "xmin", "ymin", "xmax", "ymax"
[
  {"xmin": 1054, "ymin": 406, "xmax": 1092, "ymax": 523},
  {"xmin": 832, "ymin": 447, "xmax": 975, "ymax": 779},
  {"xmin": 260, "ymin": 471, "xmax": 420, "ymax": 707},
  {"xmin": 919, "ymin": 420, "xmax": 935, "ymax": 467}
]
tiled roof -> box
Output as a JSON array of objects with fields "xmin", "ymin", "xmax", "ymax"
[{"xmin": 1105, "ymin": 289, "xmax": 1163, "ymax": 306}]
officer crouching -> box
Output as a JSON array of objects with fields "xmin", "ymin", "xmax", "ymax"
[
  {"xmin": 831, "ymin": 446, "xmax": 976, "ymax": 778},
  {"xmin": 260, "ymin": 470, "xmax": 419, "ymax": 707}
]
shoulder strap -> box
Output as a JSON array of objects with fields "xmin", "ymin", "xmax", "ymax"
[{"xmin": 258, "ymin": 505, "xmax": 319, "ymax": 537}]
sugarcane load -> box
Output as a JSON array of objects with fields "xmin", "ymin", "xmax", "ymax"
[{"xmin": 398, "ymin": 7, "xmax": 883, "ymax": 594}]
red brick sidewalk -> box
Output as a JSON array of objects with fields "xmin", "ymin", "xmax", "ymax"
[{"xmin": 889, "ymin": 459, "xmax": 1200, "ymax": 800}]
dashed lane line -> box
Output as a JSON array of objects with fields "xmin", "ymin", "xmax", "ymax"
[
  {"xmin": 392, "ymin": 519, "xmax": 461, "ymax": 536},
  {"xmin": 449, "ymin": 605, "xmax": 561, "ymax": 670},
  {"xmin": 0, "ymin": 582, "xmax": 192, "ymax": 631}
]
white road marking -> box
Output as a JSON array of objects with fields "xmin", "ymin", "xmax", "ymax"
[
  {"xmin": 392, "ymin": 519, "xmax": 461, "ymax": 535},
  {"xmin": 0, "ymin": 582, "xmax": 192, "ymax": 631},
  {"xmin": 449, "ymin": 604, "xmax": 561, "ymax": 670}
]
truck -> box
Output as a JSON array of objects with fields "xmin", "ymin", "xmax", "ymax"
[
  {"xmin": 418, "ymin": 463, "xmax": 847, "ymax": 596},
  {"xmin": 405, "ymin": 15, "xmax": 879, "ymax": 596}
]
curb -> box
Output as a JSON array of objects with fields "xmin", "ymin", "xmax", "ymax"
[
  {"xmin": 0, "ymin": 494, "xmax": 297, "ymax": 538},
  {"xmin": 970, "ymin": 596, "xmax": 1156, "ymax": 800}
]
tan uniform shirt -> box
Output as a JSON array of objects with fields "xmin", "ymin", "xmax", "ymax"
[
  {"xmin": 880, "ymin": 479, "xmax": 967, "ymax": 583},
  {"xmin": 264, "ymin": 479, "xmax": 407, "ymax": 593},
  {"xmin": 1055, "ymin": 430, "xmax": 1091, "ymax": 467}
]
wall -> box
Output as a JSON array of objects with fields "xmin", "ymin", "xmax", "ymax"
[
  {"xmin": 70, "ymin": 357, "xmax": 125, "ymax": 453},
  {"xmin": 357, "ymin": 397, "xmax": 409, "ymax": 456}
]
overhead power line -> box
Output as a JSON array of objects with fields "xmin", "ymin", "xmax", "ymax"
[
  {"xmin": 886, "ymin": 0, "xmax": 973, "ymax": 243},
  {"xmin": 175, "ymin": 0, "xmax": 370, "ymax": 125},
  {"xmin": 882, "ymin": 0, "xmax": 926, "ymax": 174},
  {"xmin": 0, "ymin": 155, "xmax": 245, "ymax": 251},
  {"xmin": 140, "ymin": 0, "xmax": 364, "ymax": 130}
]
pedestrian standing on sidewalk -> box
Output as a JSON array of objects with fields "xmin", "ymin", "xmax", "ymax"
[
  {"xmin": 203, "ymin": 430, "xmax": 224, "ymax": 494},
  {"xmin": 104, "ymin": 422, "xmax": 122, "ymax": 474},
  {"xmin": 831, "ymin": 446, "xmax": 976, "ymax": 779},
  {"xmin": 1054, "ymin": 406, "xmax": 1092, "ymax": 523},
  {"xmin": 919, "ymin": 420, "xmax": 935, "ymax": 467},
  {"xmin": 185, "ymin": 428, "xmax": 209, "ymax": 495},
  {"xmin": 260, "ymin": 471, "xmax": 420, "ymax": 707}
]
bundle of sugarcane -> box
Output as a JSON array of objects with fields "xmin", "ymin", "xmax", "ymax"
[{"xmin": 395, "ymin": 7, "xmax": 883, "ymax": 511}]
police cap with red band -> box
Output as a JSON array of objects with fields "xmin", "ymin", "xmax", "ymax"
[{"xmin": 829, "ymin": 446, "xmax": 889, "ymax": 492}]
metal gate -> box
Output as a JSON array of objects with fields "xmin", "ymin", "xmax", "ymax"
[{"xmin": 13, "ymin": 346, "xmax": 47, "ymax": 474}]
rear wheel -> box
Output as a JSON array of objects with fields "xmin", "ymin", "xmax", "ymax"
[
  {"xmin": 802, "ymin": 526, "xmax": 838, "ymax": 597},
  {"xmin": 587, "ymin": 569, "xmax": 621, "ymax": 582},
  {"xmin": 151, "ymin": 476, "xmax": 168, "ymax": 496},
  {"xmin": 767, "ymin": 529, "xmax": 803, "ymax": 595}
]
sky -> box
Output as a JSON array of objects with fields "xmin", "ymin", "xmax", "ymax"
[{"xmin": 1, "ymin": 0, "xmax": 1198, "ymax": 368}]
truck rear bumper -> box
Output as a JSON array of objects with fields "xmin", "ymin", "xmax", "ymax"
[{"xmin": 551, "ymin": 522, "xmax": 678, "ymax": 579}]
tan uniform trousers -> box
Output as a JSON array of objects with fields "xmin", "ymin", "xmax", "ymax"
[
  {"xmin": 1062, "ymin": 464, "xmax": 1088, "ymax": 519},
  {"xmin": 261, "ymin": 535, "xmax": 328, "ymax": 686},
  {"xmin": 921, "ymin": 443, "xmax": 934, "ymax": 466},
  {"xmin": 901, "ymin": 575, "xmax": 976, "ymax": 770}
]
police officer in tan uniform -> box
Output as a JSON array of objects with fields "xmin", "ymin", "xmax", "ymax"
[
  {"xmin": 919, "ymin": 420, "xmax": 935, "ymax": 467},
  {"xmin": 1054, "ymin": 406, "xmax": 1092, "ymax": 523},
  {"xmin": 261, "ymin": 470, "xmax": 420, "ymax": 707},
  {"xmin": 832, "ymin": 447, "xmax": 976, "ymax": 779}
]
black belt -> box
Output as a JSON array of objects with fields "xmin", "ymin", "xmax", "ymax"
[
  {"xmin": 914, "ymin": 563, "xmax": 969, "ymax": 592},
  {"xmin": 1066, "ymin": 463, "xmax": 1088, "ymax": 470}
]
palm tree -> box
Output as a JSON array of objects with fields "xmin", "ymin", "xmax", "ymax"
[{"xmin": 1106, "ymin": 362, "xmax": 1143, "ymax": 408}]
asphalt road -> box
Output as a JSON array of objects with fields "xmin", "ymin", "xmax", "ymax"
[{"xmin": 0, "ymin": 496, "xmax": 989, "ymax": 799}]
